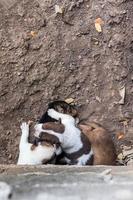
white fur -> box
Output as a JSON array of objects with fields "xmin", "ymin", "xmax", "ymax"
[
  {"xmin": 64, "ymin": 149, "xmax": 93, "ymax": 166},
  {"xmin": 47, "ymin": 109, "xmax": 83, "ymax": 153},
  {"xmin": 48, "ymin": 109, "xmax": 94, "ymax": 165},
  {"xmin": 17, "ymin": 122, "xmax": 56, "ymax": 165},
  {"xmin": 34, "ymin": 124, "xmax": 64, "ymax": 144},
  {"xmin": 34, "ymin": 109, "xmax": 83, "ymax": 154},
  {"xmin": 77, "ymin": 149, "xmax": 93, "ymax": 165},
  {"xmin": 35, "ymin": 109, "xmax": 93, "ymax": 165}
]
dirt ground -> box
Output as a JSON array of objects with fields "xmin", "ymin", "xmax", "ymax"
[{"xmin": 0, "ymin": 0, "xmax": 133, "ymax": 164}]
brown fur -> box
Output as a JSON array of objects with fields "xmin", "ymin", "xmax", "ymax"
[
  {"xmin": 31, "ymin": 139, "xmax": 54, "ymax": 151},
  {"xmin": 41, "ymin": 141, "xmax": 54, "ymax": 147},
  {"xmin": 79, "ymin": 122, "xmax": 117, "ymax": 165},
  {"xmin": 42, "ymin": 122, "xmax": 65, "ymax": 134},
  {"xmin": 41, "ymin": 121, "xmax": 93, "ymax": 165},
  {"xmin": 40, "ymin": 132, "xmax": 60, "ymax": 148}
]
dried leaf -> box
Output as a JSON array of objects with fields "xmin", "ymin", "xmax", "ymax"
[
  {"xmin": 117, "ymin": 153, "xmax": 124, "ymax": 160},
  {"xmin": 95, "ymin": 96, "xmax": 102, "ymax": 103},
  {"xmin": 117, "ymin": 153, "xmax": 125, "ymax": 165},
  {"xmin": 122, "ymin": 148, "xmax": 133, "ymax": 157},
  {"xmin": 65, "ymin": 98, "xmax": 74, "ymax": 104},
  {"xmin": 119, "ymin": 86, "xmax": 126, "ymax": 105},
  {"xmin": 55, "ymin": 5, "xmax": 63, "ymax": 14},
  {"xmin": 95, "ymin": 18, "xmax": 104, "ymax": 24},
  {"xmin": 116, "ymin": 132, "xmax": 125, "ymax": 140},
  {"xmin": 95, "ymin": 18, "xmax": 104, "ymax": 32},
  {"xmin": 121, "ymin": 147, "xmax": 133, "ymax": 166},
  {"xmin": 30, "ymin": 31, "xmax": 37, "ymax": 37},
  {"xmin": 95, "ymin": 23, "xmax": 102, "ymax": 32}
]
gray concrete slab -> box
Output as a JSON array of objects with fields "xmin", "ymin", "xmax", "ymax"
[{"xmin": 0, "ymin": 165, "xmax": 133, "ymax": 200}]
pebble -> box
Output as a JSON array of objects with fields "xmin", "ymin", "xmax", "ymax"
[
  {"xmin": 8, "ymin": 154, "xmax": 12, "ymax": 160},
  {"xmin": 76, "ymin": 84, "xmax": 80, "ymax": 89},
  {"xmin": 17, "ymin": 72, "xmax": 21, "ymax": 76},
  {"xmin": 7, "ymin": 131, "xmax": 11, "ymax": 135}
]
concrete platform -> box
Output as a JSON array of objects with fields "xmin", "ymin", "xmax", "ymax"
[{"xmin": 0, "ymin": 165, "xmax": 133, "ymax": 200}]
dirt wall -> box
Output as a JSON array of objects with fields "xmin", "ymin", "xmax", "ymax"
[{"xmin": 0, "ymin": 0, "xmax": 133, "ymax": 163}]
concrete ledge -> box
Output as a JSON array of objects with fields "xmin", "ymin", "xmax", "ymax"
[
  {"xmin": 0, "ymin": 164, "xmax": 132, "ymax": 174},
  {"xmin": 0, "ymin": 165, "xmax": 133, "ymax": 200}
]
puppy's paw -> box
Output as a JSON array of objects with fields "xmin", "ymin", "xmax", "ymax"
[
  {"xmin": 20, "ymin": 122, "xmax": 29, "ymax": 132},
  {"xmin": 28, "ymin": 120, "xmax": 33, "ymax": 126},
  {"xmin": 34, "ymin": 124, "xmax": 42, "ymax": 138}
]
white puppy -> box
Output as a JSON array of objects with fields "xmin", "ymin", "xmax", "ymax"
[{"xmin": 17, "ymin": 122, "xmax": 56, "ymax": 165}]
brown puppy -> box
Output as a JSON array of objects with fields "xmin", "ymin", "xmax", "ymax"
[{"xmin": 79, "ymin": 122, "xmax": 117, "ymax": 165}]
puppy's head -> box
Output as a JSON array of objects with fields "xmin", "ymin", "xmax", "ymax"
[
  {"xmin": 79, "ymin": 122, "xmax": 117, "ymax": 165},
  {"xmin": 34, "ymin": 120, "xmax": 65, "ymax": 138},
  {"xmin": 31, "ymin": 136, "xmax": 57, "ymax": 164},
  {"xmin": 79, "ymin": 123, "xmax": 108, "ymax": 143},
  {"xmin": 48, "ymin": 100, "xmax": 78, "ymax": 118},
  {"xmin": 40, "ymin": 132, "xmax": 61, "ymax": 148},
  {"xmin": 38, "ymin": 100, "xmax": 79, "ymax": 124}
]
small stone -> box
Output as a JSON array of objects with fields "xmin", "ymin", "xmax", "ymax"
[
  {"xmin": 122, "ymin": 10, "xmax": 127, "ymax": 14},
  {"xmin": 17, "ymin": 5, "xmax": 25, "ymax": 17},
  {"xmin": 7, "ymin": 131, "xmax": 11, "ymax": 135},
  {"xmin": 20, "ymin": 67, "xmax": 24, "ymax": 72},
  {"xmin": 76, "ymin": 84, "xmax": 80, "ymax": 89},
  {"xmin": 8, "ymin": 154, "xmax": 12, "ymax": 160},
  {"xmin": 57, "ymin": 68, "xmax": 61, "ymax": 72},
  {"xmin": 95, "ymin": 41, "xmax": 99, "ymax": 45},
  {"xmin": 17, "ymin": 72, "xmax": 21, "ymax": 76}
]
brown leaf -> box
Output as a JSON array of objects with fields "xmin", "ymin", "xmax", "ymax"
[
  {"xmin": 30, "ymin": 31, "xmax": 37, "ymax": 37},
  {"xmin": 95, "ymin": 18, "xmax": 104, "ymax": 32},
  {"xmin": 65, "ymin": 98, "xmax": 75, "ymax": 104},
  {"xmin": 116, "ymin": 132, "xmax": 125, "ymax": 140},
  {"xmin": 119, "ymin": 86, "xmax": 126, "ymax": 105}
]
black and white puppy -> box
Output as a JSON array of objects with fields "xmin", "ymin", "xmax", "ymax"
[
  {"xmin": 38, "ymin": 100, "xmax": 79, "ymax": 123},
  {"xmin": 35, "ymin": 101, "xmax": 93, "ymax": 165}
]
